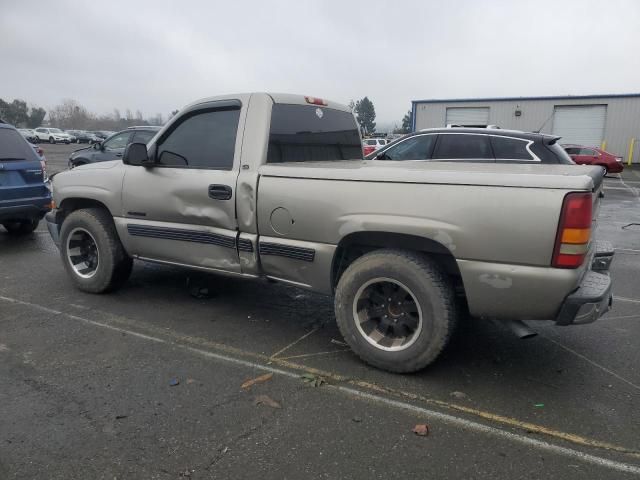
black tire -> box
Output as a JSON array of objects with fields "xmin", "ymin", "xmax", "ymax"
[
  {"xmin": 59, "ymin": 208, "xmax": 133, "ymax": 293},
  {"xmin": 3, "ymin": 219, "xmax": 39, "ymax": 235},
  {"xmin": 334, "ymin": 249, "xmax": 457, "ymax": 373},
  {"xmin": 49, "ymin": 136, "xmax": 55, "ymax": 144},
  {"xmin": 76, "ymin": 138, "xmax": 81, "ymax": 144}
]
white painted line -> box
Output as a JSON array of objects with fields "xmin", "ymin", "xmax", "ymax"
[
  {"xmin": 616, "ymin": 248, "xmax": 640, "ymax": 254},
  {"xmin": 2, "ymin": 294, "xmax": 640, "ymax": 474},
  {"xmin": 541, "ymin": 335, "xmax": 640, "ymax": 392},
  {"xmin": 615, "ymin": 296, "xmax": 640, "ymax": 304}
]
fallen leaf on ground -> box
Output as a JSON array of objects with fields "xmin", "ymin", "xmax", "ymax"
[
  {"xmin": 253, "ymin": 395, "xmax": 281, "ymax": 409},
  {"xmin": 186, "ymin": 378, "xmax": 195, "ymax": 384},
  {"xmin": 241, "ymin": 372, "xmax": 273, "ymax": 390},
  {"xmin": 412, "ymin": 424, "xmax": 430, "ymax": 436},
  {"xmin": 301, "ymin": 373, "xmax": 326, "ymax": 387},
  {"xmin": 449, "ymin": 391, "xmax": 469, "ymax": 400}
]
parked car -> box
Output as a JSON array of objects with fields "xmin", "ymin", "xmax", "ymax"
[
  {"xmin": 67, "ymin": 130, "xmax": 100, "ymax": 144},
  {"xmin": 68, "ymin": 126, "xmax": 160, "ymax": 168},
  {"xmin": 0, "ymin": 122, "xmax": 51, "ymax": 234},
  {"xmin": 366, "ymin": 128, "xmax": 576, "ymax": 164},
  {"xmin": 46, "ymin": 93, "xmax": 613, "ymax": 373},
  {"xmin": 563, "ymin": 144, "xmax": 624, "ymax": 174},
  {"xmin": 362, "ymin": 137, "xmax": 388, "ymax": 156},
  {"xmin": 34, "ymin": 127, "xmax": 72, "ymax": 144},
  {"xmin": 92, "ymin": 130, "xmax": 116, "ymax": 140},
  {"xmin": 65, "ymin": 131, "xmax": 77, "ymax": 143},
  {"xmin": 18, "ymin": 128, "xmax": 39, "ymax": 143}
]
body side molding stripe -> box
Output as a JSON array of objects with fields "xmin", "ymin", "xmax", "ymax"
[
  {"xmin": 127, "ymin": 224, "xmax": 236, "ymax": 249},
  {"xmin": 259, "ymin": 242, "xmax": 315, "ymax": 262}
]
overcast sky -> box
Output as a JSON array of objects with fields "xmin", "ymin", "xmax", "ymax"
[{"xmin": 2, "ymin": 0, "xmax": 639, "ymax": 128}]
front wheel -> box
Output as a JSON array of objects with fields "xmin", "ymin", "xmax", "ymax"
[
  {"xmin": 49, "ymin": 137, "xmax": 55, "ymax": 144},
  {"xmin": 335, "ymin": 250, "xmax": 457, "ymax": 373},
  {"xmin": 59, "ymin": 208, "xmax": 133, "ymax": 293},
  {"xmin": 3, "ymin": 219, "xmax": 39, "ymax": 235}
]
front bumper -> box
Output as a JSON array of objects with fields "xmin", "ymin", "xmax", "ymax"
[
  {"xmin": 45, "ymin": 210, "xmax": 61, "ymax": 247},
  {"xmin": 555, "ymin": 240, "xmax": 614, "ymax": 325}
]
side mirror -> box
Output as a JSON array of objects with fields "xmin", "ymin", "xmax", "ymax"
[
  {"xmin": 123, "ymin": 142, "xmax": 151, "ymax": 166},
  {"xmin": 93, "ymin": 142, "xmax": 102, "ymax": 150}
]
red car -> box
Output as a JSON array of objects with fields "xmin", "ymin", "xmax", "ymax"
[{"xmin": 563, "ymin": 144, "xmax": 624, "ymax": 174}]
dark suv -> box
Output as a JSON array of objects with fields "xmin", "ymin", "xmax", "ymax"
[
  {"xmin": 0, "ymin": 122, "xmax": 51, "ymax": 234},
  {"xmin": 366, "ymin": 127, "xmax": 575, "ymax": 164},
  {"xmin": 68, "ymin": 126, "xmax": 161, "ymax": 168}
]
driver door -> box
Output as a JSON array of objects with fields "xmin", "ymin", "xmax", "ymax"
[{"xmin": 120, "ymin": 101, "xmax": 243, "ymax": 273}]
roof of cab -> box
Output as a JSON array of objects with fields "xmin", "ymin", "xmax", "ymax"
[{"xmin": 184, "ymin": 93, "xmax": 351, "ymax": 113}]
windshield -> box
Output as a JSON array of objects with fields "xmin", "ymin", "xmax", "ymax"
[
  {"xmin": 267, "ymin": 104, "xmax": 362, "ymax": 163},
  {"xmin": 50, "ymin": 128, "xmax": 62, "ymax": 133}
]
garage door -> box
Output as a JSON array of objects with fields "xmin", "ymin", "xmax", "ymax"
[
  {"xmin": 552, "ymin": 105, "xmax": 606, "ymax": 147},
  {"xmin": 445, "ymin": 107, "xmax": 489, "ymax": 127}
]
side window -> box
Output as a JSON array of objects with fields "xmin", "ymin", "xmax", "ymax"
[
  {"xmin": 380, "ymin": 135, "xmax": 436, "ymax": 160},
  {"xmin": 132, "ymin": 130, "xmax": 156, "ymax": 144},
  {"xmin": 156, "ymin": 108, "xmax": 240, "ymax": 170},
  {"xmin": 564, "ymin": 147, "xmax": 579, "ymax": 155},
  {"xmin": 432, "ymin": 134, "xmax": 492, "ymax": 159},
  {"xmin": 490, "ymin": 137, "xmax": 534, "ymax": 160},
  {"xmin": 36, "ymin": 128, "xmax": 44, "ymax": 133},
  {"xmin": 103, "ymin": 132, "xmax": 132, "ymax": 151},
  {"xmin": 579, "ymin": 148, "xmax": 597, "ymax": 156}
]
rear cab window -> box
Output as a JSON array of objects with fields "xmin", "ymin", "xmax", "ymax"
[
  {"xmin": 267, "ymin": 104, "xmax": 362, "ymax": 163},
  {"xmin": 0, "ymin": 128, "xmax": 36, "ymax": 161}
]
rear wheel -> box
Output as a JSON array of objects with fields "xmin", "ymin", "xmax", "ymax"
[
  {"xmin": 59, "ymin": 208, "xmax": 133, "ymax": 293},
  {"xmin": 335, "ymin": 249, "xmax": 457, "ymax": 373},
  {"xmin": 3, "ymin": 219, "xmax": 39, "ymax": 235},
  {"xmin": 49, "ymin": 136, "xmax": 55, "ymax": 144}
]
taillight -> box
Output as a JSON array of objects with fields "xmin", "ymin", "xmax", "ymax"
[
  {"xmin": 37, "ymin": 147, "xmax": 44, "ymax": 157},
  {"xmin": 304, "ymin": 96, "xmax": 328, "ymax": 106},
  {"xmin": 552, "ymin": 192, "xmax": 592, "ymax": 268}
]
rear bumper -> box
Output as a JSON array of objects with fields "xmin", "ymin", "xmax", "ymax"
[
  {"xmin": 555, "ymin": 240, "xmax": 614, "ymax": 326},
  {"xmin": 0, "ymin": 196, "xmax": 51, "ymax": 223}
]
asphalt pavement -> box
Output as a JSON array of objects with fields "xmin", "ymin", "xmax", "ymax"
[{"xmin": 1, "ymin": 157, "xmax": 640, "ymax": 479}]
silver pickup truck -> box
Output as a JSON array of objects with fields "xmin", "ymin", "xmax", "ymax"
[{"xmin": 46, "ymin": 93, "xmax": 614, "ymax": 373}]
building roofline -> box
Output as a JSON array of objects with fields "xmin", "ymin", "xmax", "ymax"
[{"xmin": 411, "ymin": 93, "xmax": 640, "ymax": 104}]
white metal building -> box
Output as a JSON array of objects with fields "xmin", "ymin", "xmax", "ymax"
[{"xmin": 411, "ymin": 94, "xmax": 640, "ymax": 163}]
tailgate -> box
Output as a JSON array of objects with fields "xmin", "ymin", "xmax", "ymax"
[{"xmin": 0, "ymin": 159, "xmax": 48, "ymax": 202}]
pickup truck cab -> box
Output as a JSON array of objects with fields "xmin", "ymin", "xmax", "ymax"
[
  {"xmin": 0, "ymin": 122, "xmax": 51, "ymax": 234},
  {"xmin": 46, "ymin": 93, "xmax": 614, "ymax": 373}
]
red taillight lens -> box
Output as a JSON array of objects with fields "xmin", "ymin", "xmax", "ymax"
[
  {"xmin": 37, "ymin": 147, "xmax": 44, "ymax": 157},
  {"xmin": 552, "ymin": 192, "xmax": 592, "ymax": 268}
]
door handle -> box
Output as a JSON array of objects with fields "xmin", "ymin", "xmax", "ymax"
[{"xmin": 208, "ymin": 184, "xmax": 232, "ymax": 200}]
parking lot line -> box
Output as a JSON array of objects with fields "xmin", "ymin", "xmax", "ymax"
[
  {"xmin": 540, "ymin": 334, "xmax": 640, "ymax": 392},
  {"xmin": 615, "ymin": 296, "xmax": 640, "ymax": 304},
  {"xmin": 2, "ymin": 292, "xmax": 640, "ymax": 473}
]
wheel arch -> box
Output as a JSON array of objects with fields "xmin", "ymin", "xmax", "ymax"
[{"xmin": 330, "ymin": 231, "xmax": 466, "ymax": 298}]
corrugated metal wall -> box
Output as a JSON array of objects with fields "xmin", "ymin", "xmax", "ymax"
[{"xmin": 413, "ymin": 96, "xmax": 640, "ymax": 162}]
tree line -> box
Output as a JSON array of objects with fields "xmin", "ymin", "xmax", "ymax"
[{"xmin": 0, "ymin": 97, "xmax": 174, "ymax": 131}]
